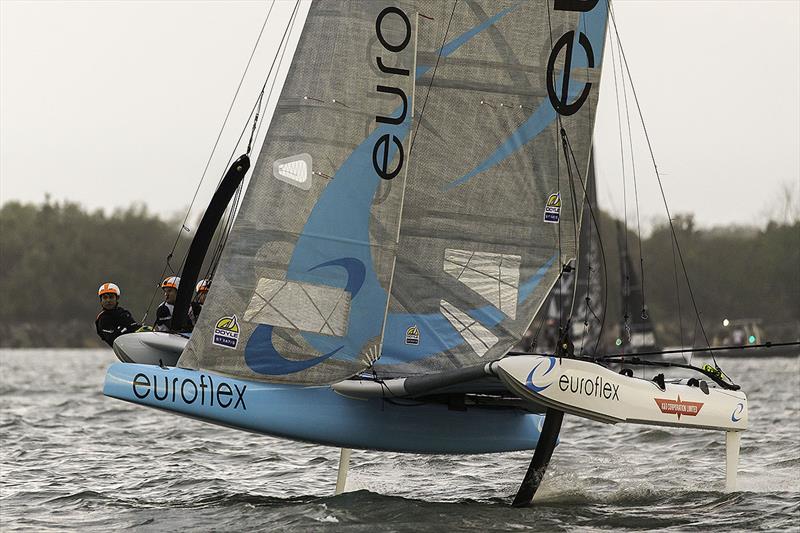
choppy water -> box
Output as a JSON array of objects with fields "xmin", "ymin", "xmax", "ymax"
[{"xmin": 1, "ymin": 349, "xmax": 798, "ymax": 531}]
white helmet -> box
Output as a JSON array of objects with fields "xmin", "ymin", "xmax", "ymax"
[
  {"xmin": 196, "ymin": 279, "xmax": 211, "ymax": 293},
  {"xmin": 98, "ymin": 282, "xmax": 121, "ymax": 297},
  {"xmin": 161, "ymin": 276, "xmax": 180, "ymax": 289}
]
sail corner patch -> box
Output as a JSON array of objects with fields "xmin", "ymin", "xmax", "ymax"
[
  {"xmin": 213, "ymin": 315, "xmax": 240, "ymax": 349},
  {"xmin": 273, "ymin": 154, "xmax": 312, "ymax": 190},
  {"xmin": 544, "ymin": 192, "xmax": 561, "ymax": 223}
]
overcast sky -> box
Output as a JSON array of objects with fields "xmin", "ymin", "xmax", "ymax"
[{"xmin": 1, "ymin": 0, "xmax": 798, "ymax": 231}]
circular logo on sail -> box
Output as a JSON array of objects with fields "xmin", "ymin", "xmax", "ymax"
[{"xmin": 526, "ymin": 356, "xmax": 557, "ymax": 393}]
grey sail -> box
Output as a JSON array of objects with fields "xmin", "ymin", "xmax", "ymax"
[
  {"xmin": 373, "ymin": 1, "xmax": 609, "ymax": 376},
  {"xmin": 180, "ymin": 0, "xmax": 609, "ymax": 385}
]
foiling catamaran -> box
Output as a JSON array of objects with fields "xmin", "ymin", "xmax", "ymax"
[{"xmin": 105, "ymin": 0, "xmax": 748, "ymax": 505}]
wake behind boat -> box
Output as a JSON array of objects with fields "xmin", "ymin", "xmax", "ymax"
[{"xmin": 104, "ymin": 0, "xmax": 751, "ymax": 505}]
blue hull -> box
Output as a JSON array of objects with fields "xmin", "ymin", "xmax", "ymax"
[{"xmin": 104, "ymin": 363, "xmax": 543, "ymax": 453}]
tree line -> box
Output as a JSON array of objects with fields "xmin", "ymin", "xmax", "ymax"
[
  {"xmin": 0, "ymin": 199, "xmax": 797, "ymax": 347},
  {"xmin": 0, "ymin": 200, "xmax": 192, "ymax": 347}
]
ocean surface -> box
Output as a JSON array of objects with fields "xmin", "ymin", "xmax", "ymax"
[{"xmin": 1, "ymin": 349, "xmax": 798, "ymax": 532}]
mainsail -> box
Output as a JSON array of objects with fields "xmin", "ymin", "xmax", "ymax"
[{"xmin": 180, "ymin": 0, "xmax": 609, "ymax": 384}]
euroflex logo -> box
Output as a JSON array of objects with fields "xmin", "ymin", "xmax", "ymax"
[
  {"xmin": 213, "ymin": 315, "xmax": 240, "ymax": 349},
  {"xmin": 526, "ymin": 356, "xmax": 620, "ymax": 401}
]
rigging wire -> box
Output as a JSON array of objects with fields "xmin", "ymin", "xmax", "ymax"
[
  {"xmin": 607, "ymin": 14, "xmax": 631, "ymax": 351},
  {"xmin": 607, "ymin": 3, "xmax": 717, "ymax": 366},
  {"xmin": 575, "ymin": 12, "xmax": 603, "ymax": 356},
  {"xmin": 179, "ymin": 0, "xmax": 300, "ymax": 289},
  {"xmin": 204, "ymin": 1, "xmax": 303, "ymax": 284},
  {"xmin": 615, "ymin": 19, "xmax": 648, "ymax": 323},
  {"xmin": 559, "ymin": 129, "xmax": 583, "ymax": 342},
  {"xmin": 544, "ymin": 5, "xmax": 567, "ymax": 339},
  {"xmin": 408, "ymin": 0, "xmax": 458, "ymax": 156},
  {"xmin": 670, "ymin": 219, "xmax": 686, "ymax": 360},
  {"xmin": 562, "ymin": 133, "xmax": 610, "ymax": 356},
  {"xmin": 140, "ymin": 1, "xmax": 277, "ymax": 322}
]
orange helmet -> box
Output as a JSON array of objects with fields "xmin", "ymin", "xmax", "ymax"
[
  {"xmin": 196, "ymin": 279, "xmax": 211, "ymax": 293},
  {"xmin": 161, "ymin": 276, "xmax": 180, "ymax": 290},
  {"xmin": 98, "ymin": 282, "xmax": 121, "ymax": 297}
]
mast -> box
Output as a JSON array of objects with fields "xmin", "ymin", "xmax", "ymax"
[{"xmin": 171, "ymin": 156, "xmax": 250, "ymax": 331}]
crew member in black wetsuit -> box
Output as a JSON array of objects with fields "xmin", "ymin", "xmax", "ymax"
[
  {"xmin": 95, "ymin": 282, "xmax": 141, "ymax": 347},
  {"xmin": 154, "ymin": 276, "xmax": 180, "ymax": 332},
  {"xmin": 188, "ymin": 278, "xmax": 210, "ymax": 328}
]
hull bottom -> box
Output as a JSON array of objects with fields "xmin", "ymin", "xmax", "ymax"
[{"xmin": 104, "ymin": 363, "xmax": 544, "ymax": 454}]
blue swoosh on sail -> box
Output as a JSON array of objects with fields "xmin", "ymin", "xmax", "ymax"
[
  {"xmin": 245, "ymin": 3, "xmax": 552, "ymax": 375},
  {"xmin": 446, "ymin": 1, "xmax": 608, "ymax": 190},
  {"xmin": 308, "ymin": 257, "xmax": 366, "ymax": 297},
  {"xmin": 378, "ymin": 254, "xmax": 555, "ymax": 365},
  {"xmin": 415, "ymin": 5, "xmax": 518, "ymax": 79},
  {"xmin": 245, "ymin": 325, "xmax": 343, "ymax": 375},
  {"xmin": 245, "ymin": 5, "xmax": 528, "ymax": 375}
]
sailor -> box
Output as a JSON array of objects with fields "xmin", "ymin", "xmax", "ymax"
[
  {"xmin": 154, "ymin": 276, "xmax": 180, "ymax": 332},
  {"xmin": 188, "ymin": 278, "xmax": 210, "ymax": 327},
  {"xmin": 95, "ymin": 282, "xmax": 141, "ymax": 347}
]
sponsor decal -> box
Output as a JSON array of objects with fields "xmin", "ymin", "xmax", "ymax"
[
  {"xmin": 731, "ymin": 402, "xmax": 744, "ymax": 422},
  {"xmin": 273, "ymin": 153, "xmax": 313, "ymax": 190},
  {"xmin": 544, "ymin": 193, "xmax": 561, "ymax": 223},
  {"xmin": 213, "ymin": 315, "xmax": 240, "ymax": 349},
  {"xmin": 132, "ymin": 372, "xmax": 246, "ymax": 410},
  {"xmin": 546, "ymin": 0, "xmax": 599, "ymax": 116},
  {"xmin": 654, "ymin": 395, "xmax": 704, "ymax": 419},
  {"xmin": 405, "ymin": 325, "xmax": 420, "ymax": 345},
  {"xmin": 373, "ymin": 6, "xmax": 411, "ymax": 180},
  {"xmin": 559, "ymin": 373, "xmax": 620, "ymax": 401},
  {"xmin": 526, "ymin": 357, "xmax": 557, "ymax": 392}
]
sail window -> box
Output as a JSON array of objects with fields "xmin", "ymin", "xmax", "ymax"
[
  {"xmin": 273, "ymin": 154, "xmax": 313, "ymax": 190},
  {"xmin": 440, "ymin": 300, "xmax": 499, "ymax": 358},
  {"xmin": 443, "ymin": 249, "xmax": 520, "ymax": 319},
  {"xmin": 243, "ymin": 278, "xmax": 350, "ymax": 336}
]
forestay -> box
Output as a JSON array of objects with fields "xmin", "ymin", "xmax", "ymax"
[
  {"xmin": 528, "ymin": 156, "xmax": 605, "ymax": 356},
  {"xmin": 180, "ymin": 0, "xmax": 609, "ymax": 384}
]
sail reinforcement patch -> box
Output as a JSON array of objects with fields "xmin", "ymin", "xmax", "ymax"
[
  {"xmin": 273, "ymin": 154, "xmax": 312, "ymax": 190},
  {"xmin": 443, "ymin": 249, "xmax": 520, "ymax": 319},
  {"xmin": 440, "ymin": 300, "xmax": 499, "ymax": 357},
  {"xmin": 244, "ymin": 278, "xmax": 350, "ymax": 336}
]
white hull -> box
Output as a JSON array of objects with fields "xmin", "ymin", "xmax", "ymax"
[
  {"xmin": 112, "ymin": 331, "xmax": 187, "ymax": 367},
  {"xmin": 496, "ymin": 355, "xmax": 747, "ymax": 490},
  {"xmin": 496, "ymin": 355, "xmax": 748, "ymax": 431}
]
